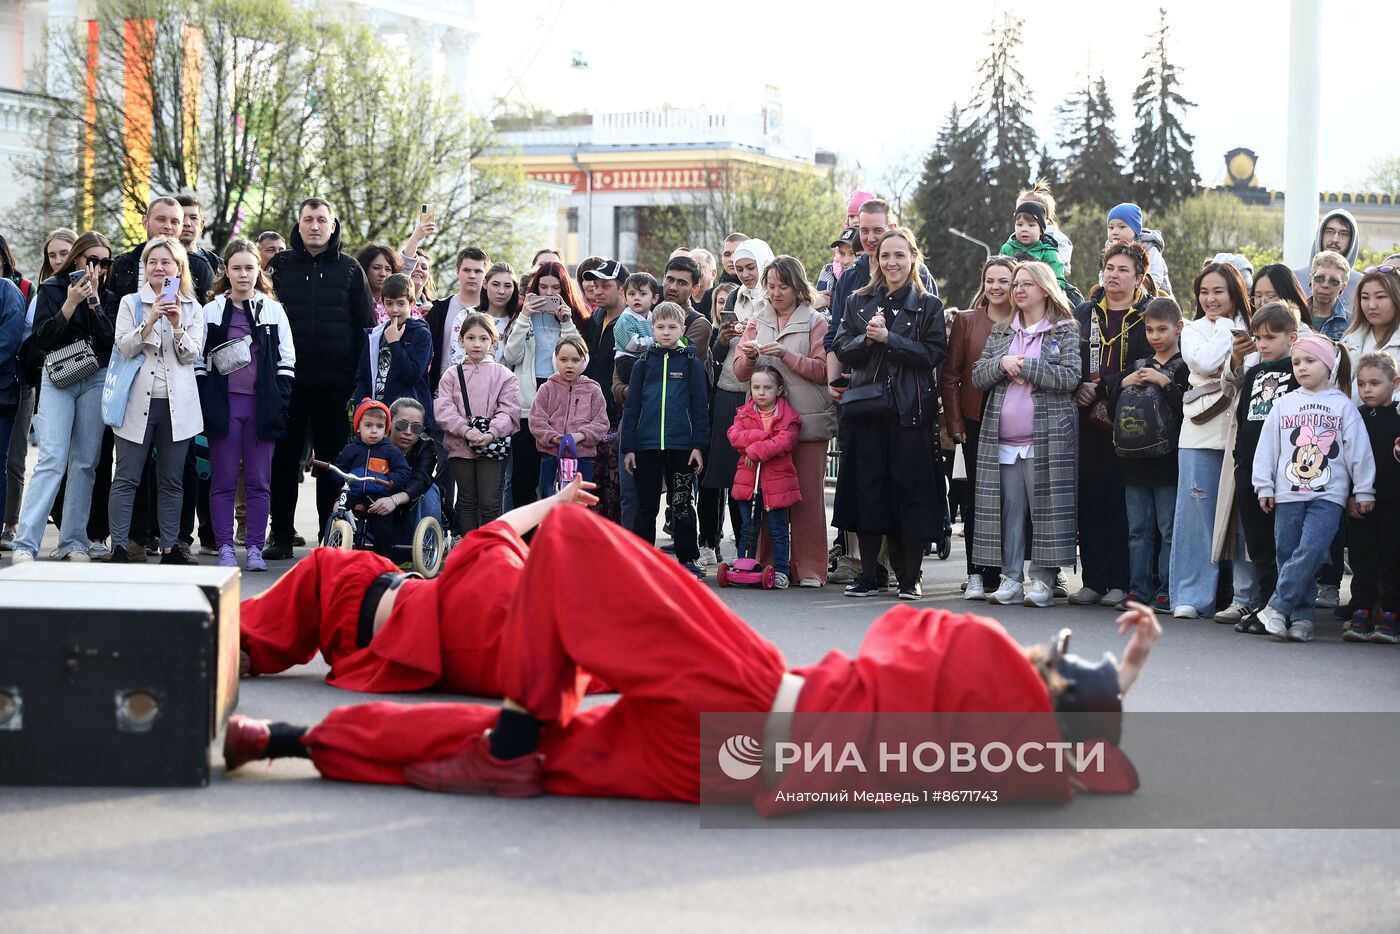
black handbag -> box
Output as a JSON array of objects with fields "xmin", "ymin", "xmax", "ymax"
[
  {"xmin": 455, "ymin": 364, "xmax": 512, "ymax": 461},
  {"xmin": 839, "ymin": 353, "xmax": 893, "ymax": 422},
  {"xmin": 44, "ymin": 338, "xmax": 100, "ymax": 390}
]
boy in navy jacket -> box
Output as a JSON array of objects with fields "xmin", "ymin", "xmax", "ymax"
[
  {"xmin": 620, "ymin": 301, "xmax": 710, "ymax": 578},
  {"xmin": 354, "ymin": 274, "xmax": 434, "ymax": 429},
  {"xmin": 334, "ymin": 399, "xmax": 411, "ymax": 515}
]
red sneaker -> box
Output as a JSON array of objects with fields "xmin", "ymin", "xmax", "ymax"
[
  {"xmin": 404, "ymin": 734, "xmax": 543, "ymax": 798},
  {"xmin": 223, "ymin": 715, "xmax": 271, "ymax": 771}
]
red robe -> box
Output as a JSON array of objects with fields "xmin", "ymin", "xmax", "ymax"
[
  {"xmin": 300, "ymin": 508, "xmax": 1117, "ymax": 808},
  {"xmin": 240, "ymin": 521, "xmax": 527, "ymax": 696}
]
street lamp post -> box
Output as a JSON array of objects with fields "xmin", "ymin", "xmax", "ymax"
[{"xmin": 947, "ymin": 227, "xmax": 991, "ymax": 260}]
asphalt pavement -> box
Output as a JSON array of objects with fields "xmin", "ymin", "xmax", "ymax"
[{"xmin": 4, "ymin": 489, "xmax": 1400, "ymax": 933}]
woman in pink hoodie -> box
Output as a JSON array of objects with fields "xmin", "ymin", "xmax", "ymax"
[
  {"xmin": 434, "ymin": 313, "xmax": 522, "ymax": 533},
  {"xmin": 529, "ymin": 335, "xmax": 609, "ymax": 500}
]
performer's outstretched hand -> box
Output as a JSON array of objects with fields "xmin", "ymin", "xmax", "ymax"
[
  {"xmin": 1113, "ymin": 601, "xmax": 1161, "ymax": 698},
  {"xmin": 555, "ymin": 474, "xmax": 598, "ymax": 507}
]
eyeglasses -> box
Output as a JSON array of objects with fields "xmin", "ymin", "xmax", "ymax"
[
  {"xmin": 1312, "ymin": 274, "xmax": 1343, "ymax": 288},
  {"xmin": 392, "ymin": 419, "xmax": 424, "ymax": 434},
  {"xmin": 1364, "ymin": 265, "xmax": 1398, "ymax": 275}
]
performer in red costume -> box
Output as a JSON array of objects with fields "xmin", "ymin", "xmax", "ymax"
[
  {"xmin": 226, "ymin": 506, "xmax": 1159, "ymax": 809},
  {"xmin": 237, "ymin": 475, "xmax": 600, "ymax": 696}
]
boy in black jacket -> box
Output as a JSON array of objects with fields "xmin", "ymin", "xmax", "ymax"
[
  {"xmin": 620, "ymin": 302, "xmax": 710, "ymax": 579},
  {"xmin": 1112, "ymin": 298, "xmax": 1190, "ymax": 613},
  {"xmin": 333, "ymin": 400, "xmax": 411, "ymax": 524},
  {"xmin": 1343, "ymin": 350, "xmax": 1400, "ymax": 643},
  {"xmin": 1230, "ymin": 302, "xmax": 1302, "ymax": 633}
]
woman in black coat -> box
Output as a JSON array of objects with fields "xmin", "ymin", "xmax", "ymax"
[{"xmin": 831, "ymin": 227, "xmax": 947, "ymax": 600}]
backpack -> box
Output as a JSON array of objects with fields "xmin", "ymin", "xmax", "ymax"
[{"xmin": 1113, "ymin": 358, "xmax": 1184, "ymax": 459}]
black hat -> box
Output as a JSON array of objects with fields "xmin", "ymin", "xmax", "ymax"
[
  {"xmin": 1014, "ymin": 201, "xmax": 1048, "ymax": 235},
  {"xmin": 830, "ymin": 228, "xmax": 859, "ymax": 250},
  {"xmin": 1046, "ymin": 628, "xmax": 1122, "ymax": 746},
  {"xmin": 582, "ymin": 259, "xmax": 629, "ymax": 282}
]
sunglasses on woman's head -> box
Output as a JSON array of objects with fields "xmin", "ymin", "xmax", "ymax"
[
  {"xmin": 393, "ymin": 418, "xmax": 424, "ymax": 434},
  {"xmin": 1312, "ymin": 273, "xmax": 1343, "ymax": 287},
  {"xmin": 1364, "ymin": 265, "xmax": 1397, "ymax": 275}
]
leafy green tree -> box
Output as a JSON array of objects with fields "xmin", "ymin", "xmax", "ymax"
[
  {"xmin": 640, "ymin": 162, "xmax": 844, "ymax": 277},
  {"xmin": 1363, "ymin": 156, "xmax": 1400, "ymax": 194},
  {"xmin": 1056, "ymin": 74, "xmax": 1129, "ymax": 212},
  {"xmin": 1130, "ymin": 8, "xmax": 1199, "ymax": 212}
]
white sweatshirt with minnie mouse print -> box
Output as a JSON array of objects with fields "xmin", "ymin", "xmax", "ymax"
[{"xmin": 1253, "ymin": 386, "xmax": 1375, "ymax": 507}]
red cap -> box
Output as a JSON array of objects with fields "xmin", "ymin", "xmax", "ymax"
[{"xmin": 353, "ymin": 398, "xmax": 391, "ymax": 432}]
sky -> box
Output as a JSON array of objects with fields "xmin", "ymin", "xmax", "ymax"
[{"xmin": 467, "ymin": 0, "xmax": 1399, "ymax": 195}]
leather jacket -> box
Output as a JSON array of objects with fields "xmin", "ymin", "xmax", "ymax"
[{"xmin": 832, "ymin": 284, "xmax": 947, "ymax": 428}]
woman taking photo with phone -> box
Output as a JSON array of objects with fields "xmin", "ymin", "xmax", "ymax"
[
  {"xmin": 830, "ymin": 227, "xmax": 948, "ymax": 600},
  {"xmin": 9, "ymin": 232, "xmax": 115, "ymax": 564},
  {"xmin": 501, "ymin": 261, "xmax": 586, "ymax": 507},
  {"xmin": 107, "ymin": 236, "xmax": 205, "ymax": 565}
]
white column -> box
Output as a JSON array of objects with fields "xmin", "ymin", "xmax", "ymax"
[
  {"xmin": 45, "ymin": 0, "xmax": 82, "ymax": 100},
  {"xmin": 1284, "ymin": 0, "xmax": 1322, "ymax": 268},
  {"xmin": 439, "ymin": 26, "xmax": 476, "ymax": 107}
]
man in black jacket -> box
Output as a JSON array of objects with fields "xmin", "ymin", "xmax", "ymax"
[
  {"xmin": 263, "ymin": 197, "xmax": 375, "ymax": 559},
  {"xmin": 177, "ymin": 193, "xmax": 224, "ymax": 278},
  {"xmin": 105, "ymin": 196, "xmax": 216, "ymax": 315}
]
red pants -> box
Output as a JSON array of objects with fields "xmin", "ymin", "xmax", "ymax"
[
  {"xmin": 305, "ymin": 506, "xmax": 788, "ymax": 802},
  {"xmin": 239, "ymin": 521, "xmax": 529, "ymax": 695}
]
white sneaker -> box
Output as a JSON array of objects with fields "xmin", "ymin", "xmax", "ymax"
[
  {"xmin": 88, "ymin": 541, "xmax": 111, "ymax": 560},
  {"xmin": 1287, "ymin": 619, "xmax": 1315, "ymax": 642},
  {"xmin": 798, "ymin": 577, "xmax": 823, "ymax": 588},
  {"xmin": 1214, "ymin": 602, "xmax": 1249, "ymax": 623},
  {"xmin": 963, "ymin": 574, "xmax": 986, "ymax": 601},
  {"xmin": 1314, "ymin": 584, "xmax": 1339, "ymax": 609},
  {"xmin": 773, "ymin": 572, "xmax": 789, "ymax": 590},
  {"xmin": 1099, "ymin": 588, "xmax": 1127, "ymax": 608},
  {"xmin": 65, "ymin": 551, "xmax": 91, "ymax": 562},
  {"xmin": 1053, "ymin": 572, "xmax": 1069, "ymax": 598},
  {"xmin": 1024, "ymin": 580, "xmax": 1055, "ymax": 607},
  {"xmin": 987, "ymin": 576, "xmax": 1024, "ymax": 606},
  {"xmin": 1071, "ymin": 586, "xmax": 1103, "ymax": 606},
  {"xmin": 10, "ymin": 549, "xmax": 34, "ymax": 564},
  {"xmin": 698, "ymin": 547, "xmax": 718, "ymax": 567},
  {"xmin": 1260, "ymin": 606, "xmax": 1289, "ymax": 640},
  {"xmin": 1172, "ymin": 605, "xmax": 1200, "ymax": 619}
]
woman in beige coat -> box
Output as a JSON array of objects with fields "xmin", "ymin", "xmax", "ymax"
[{"xmin": 108, "ymin": 236, "xmax": 205, "ymax": 564}]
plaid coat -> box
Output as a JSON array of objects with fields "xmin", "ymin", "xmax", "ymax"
[{"xmin": 970, "ymin": 317, "xmax": 1082, "ymax": 569}]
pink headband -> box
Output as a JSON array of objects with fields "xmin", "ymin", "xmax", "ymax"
[{"xmin": 1293, "ymin": 333, "xmax": 1337, "ymax": 373}]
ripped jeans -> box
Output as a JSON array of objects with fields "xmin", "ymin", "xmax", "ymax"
[{"xmin": 1169, "ymin": 447, "xmax": 1257, "ymax": 615}]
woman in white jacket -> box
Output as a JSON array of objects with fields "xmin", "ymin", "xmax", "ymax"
[
  {"xmin": 1340, "ymin": 268, "xmax": 1400, "ymax": 403},
  {"xmin": 1169, "ymin": 262, "xmax": 1255, "ymax": 618},
  {"xmin": 108, "ymin": 237, "xmax": 205, "ymax": 565}
]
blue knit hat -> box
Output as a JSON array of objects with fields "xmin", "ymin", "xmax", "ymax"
[{"xmin": 1108, "ymin": 203, "xmax": 1143, "ymax": 238}]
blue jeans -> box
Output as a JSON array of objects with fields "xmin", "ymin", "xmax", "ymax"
[
  {"xmin": 413, "ymin": 484, "xmax": 442, "ymax": 525},
  {"xmin": 1168, "ymin": 448, "xmax": 1256, "ymax": 614},
  {"xmin": 1125, "ymin": 483, "xmax": 1175, "ymax": 600},
  {"xmin": 537, "ymin": 454, "xmax": 593, "ymax": 501},
  {"xmin": 1271, "ymin": 499, "xmax": 1344, "ymax": 621},
  {"xmin": 617, "ymin": 433, "xmax": 637, "ymax": 530},
  {"xmin": 737, "ymin": 499, "xmax": 790, "ymax": 576},
  {"xmin": 13, "ymin": 368, "xmax": 107, "ymax": 556}
]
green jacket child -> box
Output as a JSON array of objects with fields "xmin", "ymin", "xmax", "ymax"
[{"xmin": 999, "ymin": 200, "xmax": 1083, "ymax": 305}]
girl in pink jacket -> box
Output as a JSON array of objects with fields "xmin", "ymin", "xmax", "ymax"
[
  {"xmin": 528, "ymin": 335, "xmax": 609, "ymax": 500},
  {"xmin": 727, "ymin": 366, "xmax": 802, "ymax": 588},
  {"xmin": 434, "ymin": 313, "xmax": 522, "ymax": 532}
]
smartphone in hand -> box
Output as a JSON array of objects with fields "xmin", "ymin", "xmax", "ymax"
[
  {"xmin": 538, "ymin": 294, "xmax": 562, "ymax": 313},
  {"xmin": 158, "ymin": 276, "xmax": 181, "ymax": 304}
]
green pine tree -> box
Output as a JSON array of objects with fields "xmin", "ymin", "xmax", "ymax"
[
  {"xmin": 913, "ymin": 105, "xmax": 992, "ymax": 307},
  {"xmin": 1130, "ymin": 8, "xmax": 1199, "ymax": 212},
  {"xmin": 969, "ymin": 12, "xmax": 1039, "ymax": 206},
  {"xmin": 1056, "ymin": 74, "xmax": 1129, "ymax": 211}
]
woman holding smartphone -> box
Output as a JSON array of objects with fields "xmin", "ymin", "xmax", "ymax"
[
  {"xmin": 107, "ymin": 236, "xmax": 205, "ymax": 565},
  {"xmin": 501, "ymin": 261, "xmax": 586, "ymax": 507},
  {"xmin": 9, "ymin": 231, "xmax": 115, "ymax": 563}
]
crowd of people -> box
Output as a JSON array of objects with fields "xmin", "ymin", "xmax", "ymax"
[{"xmin": 1, "ymin": 186, "xmax": 1398, "ymax": 643}]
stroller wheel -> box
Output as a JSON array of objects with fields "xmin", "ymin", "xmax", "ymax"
[
  {"xmin": 762, "ymin": 566, "xmax": 776, "ymax": 590},
  {"xmin": 717, "ymin": 563, "xmax": 730, "ymax": 588},
  {"xmin": 937, "ymin": 532, "xmax": 952, "ymax": 561},
  {"xmin": 413, "ymin": 517, "xmax": 445, "ymax": 578},
  {"xmin": 325, "ymin": 519, "xmax": 355, "ymax": 550}
]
